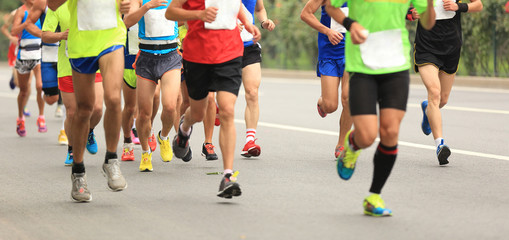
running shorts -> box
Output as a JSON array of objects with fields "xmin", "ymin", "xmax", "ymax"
[
  {"xmin": 134, "ymin": 50, "xmax": 182, "ymax": 84},
  {"xmin": 242, "ymin": 43, "xmax": 262, "ymax": 68},
  {"xmin": 316, "ymin": 58, "xmax": 346, "ymax": 78}
]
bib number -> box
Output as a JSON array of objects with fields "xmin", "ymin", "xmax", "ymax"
[
  {"xmin": 128, "ymin": 24, "xmax": 140, "ymax": 55},
  {"xmin": 42, "ymin": 45, "xmax": 59, "ymax": 62},
  {"xmin": 330, "ymin": 7, "xmax": 348, "ymax": 33},
  {"xmin": 19, "ymin": 39, "xmax": 42, "ymax": 60},
  {"xmin": 77, "ymin": 0, "xmax": 118, "ymax": 31},
  {"xmin": 435, "ymin": 0, "xmax": 456, "ymax": 20},
  {"xmin": 204, "ymin": 0, "xmax": 241, "ymax": 30},
  {"xmin": 360, "ymin": 29, "xmax": 405, "ymax": 70},
  {"xmin": 144, "ymin": 8, "xmax": 175, "ymax": 37}
]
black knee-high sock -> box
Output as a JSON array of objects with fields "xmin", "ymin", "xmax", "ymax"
[
  {"xmin": 369, "ymin": 143, "xmax": 398, "ymax": 194},
  {"xmin": 57, "ymin": 91, "xmax": 63, "ymax": 105}
]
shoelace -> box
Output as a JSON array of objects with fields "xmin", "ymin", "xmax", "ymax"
[
  {"xmin": 109, "ymin": 161, "xmax": 122, "ymax": 178},
  {"xmin": 205, "ymin": 144, "xmax": 215, "ymax": 154},
  {"xmin": 74, "ymin": 175, "xmax": 88, "ymax": 190},
  {"xmin": 87, "ymin": 133, "xmax": 95, "ymax": 145}
]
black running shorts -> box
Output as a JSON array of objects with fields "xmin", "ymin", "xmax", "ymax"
[
  {"xmin": 414, "ymin": 49, "xmax": 460, "ymax": 74},
  {"xmin": 183, "ymin": 57, "xmax": 242, "ymax": 100},
  {"xmin": 349, "ymin": 70, "xmax": 410, "ymax": 116},
  {"xmin": 242, "ymin": 43, "xmax": 262, "ymax": 68}
]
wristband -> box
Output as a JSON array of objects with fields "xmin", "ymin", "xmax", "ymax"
[
  {"xmin": 343, "ymin": 17, "xmax": 356, "ymax": 31},
  {"xmin": 456, "ymin": 3, "xmax": 468, "ymax": 13},
  {"xmin": 260, "ymin": 20, "xmax": 266, "ymax": 29}
]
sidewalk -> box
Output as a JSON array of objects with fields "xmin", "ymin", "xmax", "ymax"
[{"xmin": 262, "ymin": 68, "xmax": 509, "ymax": 89}]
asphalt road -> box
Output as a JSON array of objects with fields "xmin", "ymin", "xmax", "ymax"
[{"xmin": 1, "ymin": 64, "xmax": 509, "ymax": 240}]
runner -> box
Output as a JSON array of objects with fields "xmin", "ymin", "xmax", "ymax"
[
  {"xmin": 326, "ymin": 0, "xmax": 435, "ymax": 216},
  {"xmin": 414, "ymin": 0, "xmax": 483, "ymax": 165},
  {"xmin": 2, "ymin": 10, "xmax": 20, "ymax": 90},
  {"xmin": 42, "ymin": 1, "xmax": 104, "ymax": 166},
  {"xmin": 166, "ymin": 0, "xmax": 260, "ymax": 198},
  {"xmin": 11, "ymin": 0, "xmax": 46, "ymax": 137},
  {"xmin": 301, "ymin": 0, "xmax": 352, "ymax": 160},
  {"xmin": 238, "ymin": 0, "xmax": 275, "ymax": 158},
  {"xmin": 48, "ymin": 0, "xmax": 129, "ymax": 202},
  {"xmin": 124, "ymin": 0, "xmax": 181, "ymax": 172}
]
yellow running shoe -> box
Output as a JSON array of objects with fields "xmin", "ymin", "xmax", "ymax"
[
  {"xmin": 139, "ymin": 151, "xmax": 153, "ymax": 172},
  {"xmin": 58, "ymin": 130, "xmax": 68, "ymax": 145},
  {"xmin": 157, "ymin": 131, "xmax": 173, "ymax": 162},
  {"xmin": 363, "ymin": 194, "xmax": 392, "ymax": 217},
  {"xmin": 336, "ymin": 130, "xmax": 361, "ymax": 180}
]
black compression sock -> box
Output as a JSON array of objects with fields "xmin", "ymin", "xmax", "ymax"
[
  {"xmin": 369, "ymin": 143, "xmax": 397, "ymax": 194},
  {"xmin": 72, "ymin": 162, "xmax": 85, "ymax": 174},
  {"xmin": 105, "ymin": 151, "xmax": 118, "ymax": 164},
  {"xmin": 124, "ymin": 137, "xmax": 132, "ymax": 143}
]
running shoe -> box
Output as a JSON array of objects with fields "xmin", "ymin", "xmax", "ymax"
[
  {"xmin": 217, "ymin": 172, "xmax": 242, "ymax": 199},
  {"xmin": 215, "ymin": 103, "xmax": 220, "ymax": 126},
  {"xmin": 317, "ymin": 103, "xmax": 327, "ymax": 118},
  {"xmin": 337, "ymin": 130, "xmax": 361, "ymax": 180},
  {"xmin": 148, "ymin": 132, "xmax": 157, "ymax": 152},
  {"xmin": 421, "ymin": 100, "xmax": 432, "ymax": 136},
  {"xmin": 9, "ymin": 75, "xmax": 15, "ymax": 90},
  {"xmin": 121, "ymin": 143, "xmax": 135, "ymax": 161},
  {"xmin": 182, "ymin": 148, "xmax": 192, "ymax": 162},
  {"xmin": 58, "ymin": 130, "xmax": 68, "ymax": 145},
  {"xmin": 65, "ymin": 151, "xmax": 73, "ymax": 166},
  {"xmin": 139, "ymin": 151, "xmax": 153, "ymax": 172},
  {"xmin": 37, "ymin": 116, "xmax": 47, "ymax": 133},
  {"xmin": 202, "ymin": 143, "xmax": 218, "ymax": 161},
  {"xmin": 102, "ymin": 159, "xmax": 127, "ymax": 191},
  {"xmin": 172, "ymin": 116, "xmax": 192, "ymax": 159},
  {"xmin": 241, "ymin": 140, "xmax": 261, "ymax": 157},
  {"xmin": 71, "ymin": 172, "xmax": 92, "ymax": 202},
  {"xmin": 86, "ymin": 131, "xmax": 98, "ymax": 154},
  {"xmin": 131, "ymin": 128, "xmax": 140, "ymax": 145},
  {"xmin": 16, "ymin": 118, "xmax": 26, "ymax": 137},
  {"xmin": 23, "ymin": 106, "xmax": 30, "ymax": 117},
  {"xmin": 363, "ymin": 194, "xmax": 392, "ymax": 217},
  {"xmin": 334, "ymin": 146, "xmax": 345, "ymax": 159},
  {"xmin": 436, "ymin": 142, "xmax": 451, "ymax": 165},
  {"xmin": 157, "ymin": 131, "xmax": 173, "ymax": 162},
  {"xmin": 55, "ymin": 104, "xmax": 63, "ymax": 118}
]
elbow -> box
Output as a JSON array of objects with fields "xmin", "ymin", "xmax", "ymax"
[{"xmin": 165, "ymin": 10, "xmax": 173, "ymax": 21}]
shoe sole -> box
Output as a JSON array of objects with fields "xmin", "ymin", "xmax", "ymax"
[
  {"xmin": 421, "ymin": 101, "xmax": 431, "ymax": 136},
  {"xmin": 101, "ymin": 168, "xmax": 128, "ymax": 191},
  {"xmin": 71, "ymin": 194, "xmax": 92, "ymax": 202},
  {"xmin": 140, "ymin": 168, "xmax": 153, "ymax": 172},
  {"xmin": 182, "ymin": 149, "xmax": 192, "ymax": 162},
  {"xmin": 217, "ymin": 184, "xmax": 242, "ymax": 199},
  {"xmin": 437, "ymin": 146, "xmax": 451, "ymax": 165},
  {"xmin": 241, "ymin": 147, "xmax": 261, "ymax": 158},
  {"xmin": 121, "ymin": 158, "xmax": 135, "ymax": 161},
  {"xmin": 201, "ymin": 152, "xmax": 218, "ymax": 161}
]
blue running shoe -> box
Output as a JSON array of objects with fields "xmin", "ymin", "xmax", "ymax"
[
  {"xmin": 65, "ymin": 152, "xmax": 73, "ymax": 166},
  {"xmin": 436, "ymin": 142, "xmax": 451, "ymax": 165},
  {"xmin": 86, "ymin": 131, "xmax": 98, "ymax": 154},
  {"xmin": 9, "ymin": 75, "xmax": 15, "ymax": 90},
  {"xmin": 421, "ymin": 100, "xmax": 431, "ymax": 135},
  {"xmin": 337, "ymin": 130, "xmax": 361, "ymax": 180},
  {"xmin": 23, "ymin": 106, "xmax": 31, "ymax": 117}
]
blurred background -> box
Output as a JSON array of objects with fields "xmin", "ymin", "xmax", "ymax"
[{"xmin": 1, "ymin": 0, "xmax": 508, "ymax": 77}]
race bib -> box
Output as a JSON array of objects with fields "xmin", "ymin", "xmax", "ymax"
[
  {"xmin": 42, "ymin": 45, "xmax": 59, "ymax": 62},
  {"xmin": 330, "ymin": 7, "xmax": 348, "ymax": 33},
  {"xmin": 77, "ymin": 0, "xmax": 118, "ymax": 31},
  {"xmin": 144, "ymin": 8, "xmax": 175, "ymax": 37},
  {"xmin": 239, "ymin": 4, "xmax": 253, "ymax": 42},
  {"xmin": 204, "ymin": 0, "xmax": 241, "ymax": 30},
  {"xmin": 128, "ymin": 24, "xmax": 140, "ymax": 55},
  {"xmin": 435, "ymin": 0, "xmax": 456, "ymax": 20},
  {"xmin": 19, "ymin": 39, "xmax": 42, "ymax": 60},
  {"xmin": 360, "ymin": 29, "xmax": 405, "ymax": 70}
]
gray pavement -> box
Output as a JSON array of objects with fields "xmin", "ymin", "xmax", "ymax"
[{"xmin": 1, "ymin": 63, "xmax": 509, "ymax": 240}]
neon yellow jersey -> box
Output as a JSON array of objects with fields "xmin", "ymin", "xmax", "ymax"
[
  {"xmin": 331, "ymin": 0, "xmax": 428, "ymax": 74},
  {"xmin": 178, "ymin": 25, "xmax": 187, "ymax": 48},
  {"xmin": 42, "ymin": 3, "xmax": 72, "ymax": 78},
  {"xmin": 67, "ymin": 0, "xmax": 126, "ymax": 58}
]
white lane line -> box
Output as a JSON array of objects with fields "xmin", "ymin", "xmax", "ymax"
[
  {"xmin": 407, "ymin": 103, "xmax": 509, "ymax": 115},
  {"xmin": 235, "ymin": 119, "xmax": 509, "ymax": 162}
]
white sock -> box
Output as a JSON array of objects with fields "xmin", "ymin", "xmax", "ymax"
[
  {"xmin": 160, "ymin": 131, "xmax": 168, "ymax": 141},
  {"xmin": 61, "ymin": 115, "xmax": 66, "ymax": 130},
  {"xmin": 180, "ymin": 123, "xmax": 191, "ymax": 136},
  {"xmin": 142, "ymin": 149, "xmax": 151, "ymax": 154},
  {"xmin": 246, "ymin": 128, "xmax": 256, "ymax": 143},
  {"xmin": 435, "ymin": 138, "xmax": 444, "ymax": 148},
  {"xmin": 132, "ymin": 118, "xmax": 136, "ymax": 129},
  {"xmin": 223, "ymin": 169, "xmax": 233, "ymax": 175}
]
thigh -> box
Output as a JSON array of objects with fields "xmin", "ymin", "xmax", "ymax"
[
  {"xmin": 320, "ymin": 75, "xmax": 340, "ymax": 103},
  {"xmin": 99, "ymin": 48, "xmax": 124, "ymax": 98},
  {"xmin": 349, "ymin": 72, "xmax": 378, "ymax": 116},
  {"xmin": 242, "ymin": 62, "xmax": 261, "ymax": 92}
]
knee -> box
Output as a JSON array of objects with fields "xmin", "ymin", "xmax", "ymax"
[
  {"xmin": 190, "ymin": 109, "xmax": 206, "ymax": 123},
  {"xmin": 219, "ymin": 106, "xmax": 234, "ymax": 121},
  {"xmin": 353, "ymin": 130, "xmax": 377, "ymax": 147},
  {"xmin": 341, "ymin": 94, "xmax": 349, "ymax": 109},
  {"xmin": 104, "ymin": 95, "xmax": 121, "ymax": 110},
  {"xmin": 44, "ymin": 95, "xmax": 58, "ymax": 105},
  {"xmin": 75, "ymin": 103, "xmax": 94, "ymax": 118},
  {"xmin": 379, "ymin": 125, "xmax": 399, "ymax": 142},
  {"xmin": 428, "ymin": 88, "xmax": 441, "ymax": 105},
  {"xmin": 321, "ymin": 98, "xmax": 338, "ymax": 113},
  {"xmin": 439, "ymin": 93, "xmax": 450, "ymax": 108},
  {"xmin": 244, "ymin": 87, "xmax": 258, "ymax": 103},
  {"xmin": 66, "ymin": 107, "xmax": 76, "ymax": 120}
]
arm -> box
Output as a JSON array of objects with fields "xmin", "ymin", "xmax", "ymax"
[
  {"xmin": 239, "ymin": 3, "xmax": 261, "ymax": 43},
  {"xmin": 48, "ymin": 0, "xmax": 67, "ymax": 11},
  {"xmin": 325, "ymin": 0, "xmax": 367, "ymax": 44},
  {"xmin": 10, "ymin": 8, "xmax": 27, "ymax": 36},
  {"xmin": 1, "ymin": 13, "xmax": 18, "ymax": 44},
  {"xmin": 443, "ymin": 0, "xmax": 483, "ymax": 13},
  {"xmin": 28, "ymin": 0, "xmax": 47, "ymax": 24},
  {"xmin": 418, "ymin": 0, "xmax": 436, "ymax": 30},
  {"xmin": 165, "ymin": 0, "xmax": 217, "ymax": 22},
  {"xmin": 42, "ymin": 29, "xmax": 68, "ymax": 44},
  {"xmin": 254, "ymin": 0, "xmax": 275, "ymax": 31},
  {"xmin": 301, "ymin": 0, "xmax": 342, "ymax": 45}
]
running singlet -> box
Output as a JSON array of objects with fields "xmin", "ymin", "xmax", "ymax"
[
  {"xmin": 138, "ymin": 0, "xmax": 178, "ymax": 55},
  {"xmin": 414, "ymin": 0, "xmax": 462, "ymax": 56},
  {"xmin": 18, "ymin": 10, "xmax": 42, "ymax": 60},
  {"xmin": 40, "ymin": 7, "xmax": 59, "ymax": 63},
  {"xmin": 42, "ymin": 3, "xmax": 72, "ymax": 78},
  {"xmin": 317, "ymin": 4, "xmax": 346, "ymax": 60},
  {"xmin": 183, "ymin": 0, "xmax": 243, "ymax": 64},
  {"xmin": 331, "ymin": 0, "xmax": 428, "ymax": 74},
  {"xmin": 66, "ymin": 0, "xmax": 126, "ymax": 58}
]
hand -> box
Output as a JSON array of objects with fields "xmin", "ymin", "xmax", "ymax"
[
  {"xmin": 349, "ymin": 22, "xmax": 367, "ymax": 44},
  {"xmin": 9, "ymin": 36, "xmax": 18, "ymax": 44},
  {"xmin": 412, "ymin": 8, "xmax": 420, "ymax": 19},
  {"xmin": 237, "ymin": 22, "xmax": 244, "ymax": 32},
  {"xmin": 119, "ymin": 0, "xmax": 131, "ymax": 14},
  {"xmin": 200, "ymin": 7, "xmax": 218, "ymax": 23},
  {"xmin": 146, "ymin": 0, "xmax": 168, "ymax": 9},
  {"xmin": 60, "ymin": 29, "xmax": 69, "ymax": 40},
  {"xmin": 261, "ymin": 19, "xmax": 275, "ymax": 31},
  {"xmin": 443, "ymin": 0, "xmax": 459, "ymax": 11},
  {"xmin": 326, "ymin": 29, "xmax": 343, "ymax": 45},
  {"xmin": 244, "ymin": 23, "xmax": 261, "ymax": 43}
]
